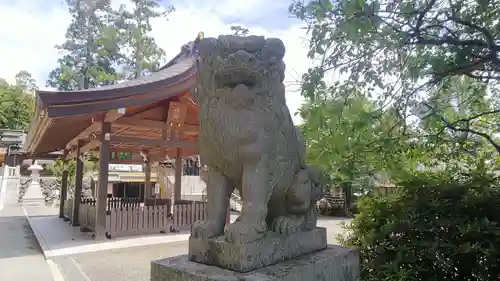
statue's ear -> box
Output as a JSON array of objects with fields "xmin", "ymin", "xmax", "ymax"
[
  {"xmin": 196, "ymin": 38, "xmax": 218, "ymax": 60},
  {"xmin": 262, "ymin": 38, "xmax": 285, "ymax": 61}
]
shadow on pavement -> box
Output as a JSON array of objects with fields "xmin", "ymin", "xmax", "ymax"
[
  {"xmin": 0, "ymin": 215, "xmax": 45, "ymax": 260},
  {"xmin": 69, "ymin": 240, "xmax": 189, "ymax": 281}
]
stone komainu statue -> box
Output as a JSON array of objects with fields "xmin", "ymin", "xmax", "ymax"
[{"xmin": 189, "ymin": 35, "xmax": 325, "ymax": 244}]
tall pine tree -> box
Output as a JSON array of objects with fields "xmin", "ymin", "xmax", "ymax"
[
  {"xmin": 47, "ymin": 0, "xmax": 121, "ymax": 90},
  {"xmin": 116, "ymin": 0, "xmax": 174, "ymax": 79}
]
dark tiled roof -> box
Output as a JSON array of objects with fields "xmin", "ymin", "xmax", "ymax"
[{"xmin": 38, "ymin": 57, "xmax": 196, "ymax": 107}]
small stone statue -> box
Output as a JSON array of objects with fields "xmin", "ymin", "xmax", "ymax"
[{"xmin": 190, "ymin": 35, "xmax": 325, "ymax": 245}]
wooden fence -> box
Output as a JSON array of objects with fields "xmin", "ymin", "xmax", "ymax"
[
  {"xmin": 80, "ymin": 197, "xmax": 141, "ymax": 211},
  {"xmin": 105, "ymin": 202, "xmax": 206, "ymax": 237},
  {"xmin": 78, "ymin": 204, "xmax": 97, "ymax": 231},
  {"xmin": 63, "ymin": 198, "xmax": 74, "ymax": 221},
  {"xmin": 64, "ymin": 197, "xmax": 207, "ymax": 238},
  {"xmin": 317, "ymin": 194, "xmax": 346, "ymax": 216},
  {"xmin": 172, "ymin": 202, "xmax": 207, "ymax": 231}
]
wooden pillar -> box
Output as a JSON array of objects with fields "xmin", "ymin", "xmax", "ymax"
[
  {"xmin": 58, "ymin": 160, "xmax": 69, "ymax": 218},
  {"xmin": 95, "ymin": 122, "xmax": 111, "ymax": 240},
  {"xmin": 138, "ymin": 182, "xmax": 143, "ymax": 201},
  {"xmin": 174, "ymin": 149, "xmax": 182, "ymax": 201},
  {"xmin": 72, "ymin": 141, "xmax": 84, "ymax": 226},
  {"xmin": 143, "ymin": 159, "xmax": 151, "ymax": 205}
]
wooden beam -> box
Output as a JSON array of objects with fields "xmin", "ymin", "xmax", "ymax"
[
  {"xmin": 109, "ymin": 136, "xmax": 197, "ymax": 149},
  {"xmin": 66, "ymin": 140, "xmax": 99, "ymax": 160},
  {"xmin": 58, "ymin": 152, "xmax": 69, "ymax": 219},
  {"xmin": 80, "ymin": 140, "xmax": 100, "ymax": 154},
  {"xmin": 66, "ymin": 123, "xmax": 99, "ymax": 150},
  {"xmin": 178, "ymin": 92, "xmax": 198, "ymax": 107},
  {"xmin": 161, "ymin": 103, "xmax": 169, "ymax": 158},
  {"xmin": 95, "ymin": 122, "xmax": 111, "ymax": 240},
  {"xmin": 165, "ymin": 101, "xmax": 189, "ymax": 141},
  {"xmin": 174, "ymin": 148, "xmax": 182, "ymax": 201},
  {"xmin": 66, "ymin": 109, "xmax": 125, "ymax": 150},
  {"xmin": 113, "ymin": 117, "xmax": 199, "ymax": 132},
  {"xmin": 71, "ymin": 141, "xmax": 84, "ymax": 226},
  {"xmin": 113, "ymin": 117, "xmax": 163, "ymax": 129},
  {"xmin": 143, "ymin": 154, "xmax": 152, "ymax": 204}
]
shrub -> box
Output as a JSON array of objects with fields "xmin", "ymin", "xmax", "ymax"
[{"xmin": 340, "ymin": 171, "xmax": 500, "ymax": 281}]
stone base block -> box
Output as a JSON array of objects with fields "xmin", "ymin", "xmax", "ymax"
[
  {"xmin": 151, "ymin": 245, "xmax": 360, "ymax": 281},
  {"xmin": 188, "ymin": 227, "xmax": 327, "ymax": 272}
]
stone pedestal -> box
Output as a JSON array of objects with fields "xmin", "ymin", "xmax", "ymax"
[
  {"xmin": 189, "ymin": 227, "xmax": 327, "ymax": 272},
  {"xmin": 24, "ymin": 180, "xmax": 44, "ymax": 200},
  {"xmin": 151, "ymin": 245, "xmax": 360, "ymax": 281}
]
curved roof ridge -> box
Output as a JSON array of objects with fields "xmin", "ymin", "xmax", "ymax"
[
  {"xmin": 38, "ymin": 57, "xmax": 196, "ymax": 107},
  {"xmin": 159, "ymin": 32, "xmax": 203, "ymax": 71},
  {"xmin": 36, "ymin": 32, "xmax": 205, "ymax": 108}
]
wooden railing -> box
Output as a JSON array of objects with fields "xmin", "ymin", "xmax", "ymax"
[
  {"xmin": 172, "ymin": 202, "xmax": 206, "ymax": 231},
  {"xmin": 80, "ymin": 197, "xmax": 141, "ymax": 211},
  {"xmin": 79, "ymin": 204, "xmax": 96, "ymax": 231},
  {"xmin": 68, "ymin": 199, "xmax": 207, "ymax": 238},
  {"xmin": 63, "ymin": 198, "xmax": 74, "ymax": 221},
  {"xmin": 104, "ymin": 202, "xmax": 207, "ymax": 237},
  {"xmin": 317, "ymin": 194, "xmax": 346, "ymax": 216},
  {"xmin": 107, "ymin": 197, "xmax": 141, "ymax": 210},
  {"xmin": 105, "ymin": 205, "xmax": 171, "ymax": 237}
]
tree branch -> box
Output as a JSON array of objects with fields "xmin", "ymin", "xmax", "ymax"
[{"xmin": 440, "ymin": 116, "xmax": 500, "ymax": 154}]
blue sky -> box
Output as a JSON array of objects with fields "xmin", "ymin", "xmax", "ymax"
[{"xmin": 0, "ymin": 0, "xmax": 312, "ymax": 121}]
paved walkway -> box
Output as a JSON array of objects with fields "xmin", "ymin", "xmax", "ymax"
[
  {"xmin": 70, "ymin": 240, "xmax": 189, "ymax": 281},
  {"xmin": 0, "ymin": 177, "xmax": 57, "ymax": 281},
  {"xmin": 17, "ymin": 174, "xmax": 351, "ymax": 281},
  {"xmin": 66, "ymin": 217, "xmax": 350, "ymax": 281},
  {"xmin": 25, "ymin": 206, "xmax": 192, "ymax": 258}
]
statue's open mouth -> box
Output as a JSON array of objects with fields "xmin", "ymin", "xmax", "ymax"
[
  {"xmin": 223, "ymin": 82, "xmax": 255, "ymax": 91},
  {"xmin": 216, "ymin": 70, "xmax": 258, "ymax": 90}
]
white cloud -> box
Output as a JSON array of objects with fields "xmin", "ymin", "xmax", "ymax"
[
  {"xmin": 0, "ymin": 2, "xmax": 69, "ymax": 87},
  {"xmin": 0, "ymin": 0, "xmax": 311, "ymax": 123}
]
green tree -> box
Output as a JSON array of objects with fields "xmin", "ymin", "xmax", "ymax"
[
  {"xmin": 15, "ymin": 70, "xmax": 38, "ymax": 93},
  {"xmin": 0, "ymin": 72, "xmax": 36, "ymax": 132},
  {"xmin": 290, "ymin": 0, "xmax": 500, "ymax": 154},
  {"xmin": 47, "ymin": 0, "xmax": 122, "ymax": 90},
  {"xmin": 300, "ymin": 90, "xmax": 421, "ymax": 201},
  {"xmin": 115, "ymin": 0, "xmax": 174, "ymax": 79},
  {"xmin": 415, "ymin": 76, "xmax": 500, "ymax": 166},
  {"xmin": 46, "ymin": 155, "xmax": 98, "ymax": 192},
  {"xmin": 47, "ymin": 158, "xmax": 77, "ymax": 185},
  {"xmin": 230, "ymin": 25, "xmax": 249, "ymax": 36}
]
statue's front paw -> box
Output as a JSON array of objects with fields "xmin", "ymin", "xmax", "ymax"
[
  {"xmin": 191, "ymin": 220, "xmax": 224, "ymax": 239},
  {"xmin": 225, "ymin": 221, "xmax": 265, "ymax": 244},
  {"xmin": 272, "ymin": 216, "xmax": 303, "ymax": 235}
]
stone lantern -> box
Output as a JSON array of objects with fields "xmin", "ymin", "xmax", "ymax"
[{"xmin": 24, "ymin": 160, "xmax": 45, "ymax": 203}]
